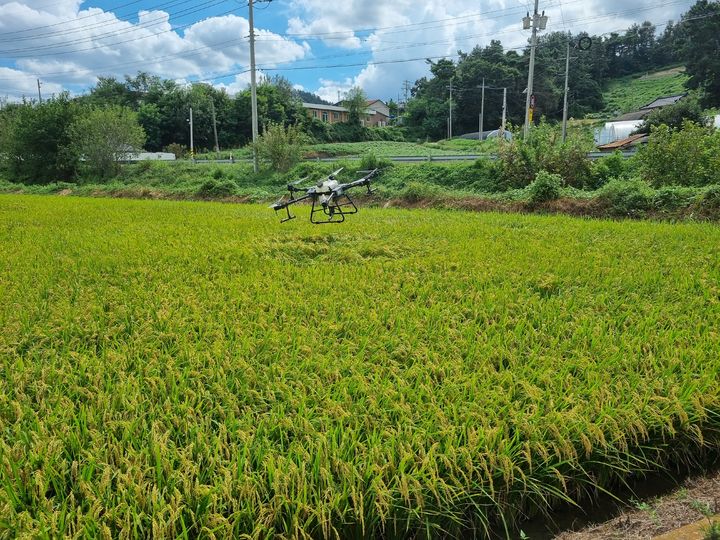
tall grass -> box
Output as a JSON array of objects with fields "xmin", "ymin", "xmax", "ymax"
[{"xmin": 1, "ymin": 196, "xmax": 719, "ymax": 538}]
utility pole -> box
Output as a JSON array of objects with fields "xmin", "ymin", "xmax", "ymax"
[
  {"xmin": 500, "ymin": 87, "xmax": 508, "ymax": 141},
  {"xmin": 478, "ymin": 78, "xmax": 486, "ymax": 141},
  {"xmin": 402, "ymin": 80, "xmax": 412, "ymax": 104},
  {"xmin": 562, "ymin": 41, "xmax": 571, "ymax": 144},
  {"xmin": 210, "ymin": 99, "xmax": 220, "ymax": 153},
  {"xmin": 37, "ymin": 79, "xmax": 42, "ymax": 103},
  {"xmin": 249, "ymin": 0, "xmax": 259, "ymax": 173},
  {"xmin": 523, "ymin": 1, "xmax": 548, "ymax": 140},
  {"xmin": 447, "ymin": 79, "xmax": 454, "ymax": 139},
  {"xmin": 189, "ymin": 107, "xmax": 194, "ymax": 160}
]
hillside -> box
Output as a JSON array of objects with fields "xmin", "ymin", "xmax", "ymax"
[{"xmin": 602, "ymin": 66, "xmax": 689, "ymax": 116}]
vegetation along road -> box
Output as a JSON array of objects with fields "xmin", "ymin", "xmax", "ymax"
[{"xmin": 1, "ymin": 195, "xmax": 719, "ymax": 538}]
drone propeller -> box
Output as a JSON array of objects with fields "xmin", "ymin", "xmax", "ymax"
[
  {"xmin": 327, "ymin": 168, "xmax": 344, "ymax": 180},
  {"xmin": 290, "ymin": 176, "xmax": 309, "ymax": 186}
]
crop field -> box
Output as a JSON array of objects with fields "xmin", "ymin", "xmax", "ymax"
[{"xmin": 1, "ymin": 195, "xmax": 720, "ymax": 539}]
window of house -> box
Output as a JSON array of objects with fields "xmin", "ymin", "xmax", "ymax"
[
  {"xmin": 322, "ymin": 111, "xmax": 328, "ymax": 122},
  {"xmin": 312, "ymin": 110, "xmax": 318, "ymax": 118},
  {"xmin": 333, "ymin": 112, "xmax": 339, "ymax": 120}
]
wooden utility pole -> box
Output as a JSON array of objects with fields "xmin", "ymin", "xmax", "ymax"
[
  {"xmin": 189, "ymin": 107, "xmax": 194, "ymax": 160},
  {"xmin": 478, "ymin": 78, "xmax": 486, "ymax": 141},
  {"xmin": 210, "ymin": 99, "xmax": 220, "ymax": 153},
  {"xmin": 447, "ymin": 80, "xmax": 454, "ymax": 139},
  {"xmin": 249, "ymin": 0, "xmax": 259, "ymax": 172},
  {"xmin": 37, "ymin": 79, "xmax": 42, "ymax": 103}
]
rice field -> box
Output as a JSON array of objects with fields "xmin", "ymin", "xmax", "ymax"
[{"xmin": 1, "ymin": 195, "xmax": 719, "ymax": 539}]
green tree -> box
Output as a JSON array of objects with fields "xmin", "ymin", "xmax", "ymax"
[
  {"xmin": 681, "ymin": 0, "xmax": 720, "ymax": 107},
  {"xmin": 0, "ymin": 94, "xmax": 82, "ymax": 183},
  {"xmin": 636, "ymin": 92, "xmax": 709, "ymax": 133},
  {"xmin": 343, "ymin": 87, "xmax": 368, "ymax": 126},
  {"xmin": 69, "ymin": 106, "xmax": 146, "ymax": 178}
]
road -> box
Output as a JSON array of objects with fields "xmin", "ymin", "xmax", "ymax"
[{"xmin": 190, "ymin": 150, "xmax": 636, "ymax": 165}]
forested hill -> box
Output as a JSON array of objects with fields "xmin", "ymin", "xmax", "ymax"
[{"xmin": 403, "ymin": 0, "xmax": 720, "ymax": 139}]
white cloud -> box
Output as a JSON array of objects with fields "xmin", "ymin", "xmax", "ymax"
[
  {"xmin": 0, "ymin": 66, "xmax": 63, "ymax": 99},
  {"xmin": 290, "ymin": 0, "xmax": 690, "ymax": 100},
  {"xmin": 0, "ymin": 2, "xmax": 307, "ymax": 99}
]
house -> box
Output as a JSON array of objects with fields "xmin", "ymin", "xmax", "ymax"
[
  {"xmin": 302, "ymin": 103, "xmax": 349, "ymax": 124},
  {"xmin": 365, "ymin": 99, "xmax": 390, "ymax": 127},
  {"xmin": 613, "ymin": 93, "xmax": 686, "ymax": 122},
  {"xmin": 302, "ymin": 99, "xmax": 390, "ymax": 127}
]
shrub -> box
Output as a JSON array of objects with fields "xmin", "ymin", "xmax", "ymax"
[
  {"xmin": 165, "ymin": 143, "xmax": 188, "ymax": 159},
  {"xmin": 401, "ymin": 181, "xmax": 444, "ymax": 202},
  {"xmin": 597, "ymin": 178, "xmax": 654, "ymax": 217},
  {"xmin": 587, "ymin": 151, "xmax": 629, "ymax": 190},
  {"xmin": 638, "ymin": 122, "xmax": 720, "ymax": 187},
  {"xmin": 527, "ymin": 171, "xmax": 563, "ymax": 204},
  {"xmin": 700, "ymin": 185, "xmax": 720, "ymax": 210},
  {"xmin": 652, "ymin": 185, "xmax": 698, "ymax": 212},
  {"xmin": 196, "ymin": 177, "xmax": 238, "ymax": 198},
  {"xmin": 359, "ymin": 152, "xmax": 392, "ymax": 171},
  {"xmin": 255, "ymin": 122, "xmax": 309, "ymax": 172},
  {"xmin": 496, "ymin": 120, "xmax": 593, "ymax": 191}
]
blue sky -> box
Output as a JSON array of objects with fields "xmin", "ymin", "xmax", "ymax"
[{"xmin": 0, "ymin": 0, "xmax": 692, "ymax": 102}]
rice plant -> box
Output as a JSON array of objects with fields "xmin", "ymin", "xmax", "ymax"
[{"xmin": 1, "ymin": 195, "xmax": 719, "ymax": 539}]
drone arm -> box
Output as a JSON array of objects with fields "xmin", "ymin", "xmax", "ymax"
[{"xmin": 340, "ymin": 169, "xmax": 379, "ymax": 193}]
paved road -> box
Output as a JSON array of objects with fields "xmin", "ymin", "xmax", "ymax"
[{"xmin": 190, "ymin": 150, "xmax": 636, "ymax": 165}]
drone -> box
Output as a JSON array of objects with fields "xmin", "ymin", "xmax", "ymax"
[{"xmin": 270, "ymin": 168, "xmax": 378, "ymax": 224}]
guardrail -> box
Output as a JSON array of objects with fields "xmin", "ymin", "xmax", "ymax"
[{"xmin": 190, "ymin": 150, "xmax": 636, "ymax": 165}]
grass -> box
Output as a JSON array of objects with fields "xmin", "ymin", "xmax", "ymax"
[
  {"xmin": 602, "ymin": 66, "xmax": 689, "ymax": 115},
  {"xmin": 1, "ymin": 195, "xmax": 720, "ymax": 538}
]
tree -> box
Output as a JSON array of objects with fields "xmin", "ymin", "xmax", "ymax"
[
  {"xmin": 343, "ymin": 87, "xmax": 368, "ymax": 126},
  {"xmin": 681, "ymin": 0, "xmax": 720, "ymax": 107},
  {"xmin": 69, "ymin": 106, "xmax": 146, "ymax": 178},
  {"xmin": 0, "ymin": 94, "xmax": 82, "ymax": 183}
]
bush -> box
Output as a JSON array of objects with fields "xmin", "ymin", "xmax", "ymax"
[
  {"xmin": 359, "ymin": 152, "xmax": 392, "ymax": 171},
  {"xmin": 638, "ymin": 122, "xmax": 720, "ymax": 187},
  {"xmin": 165, "ymin": 143, "xmax": 188, "ymax": 159},
  {"xmin": 255, "ymin": 122, "xmax": 309, "ymax": 172},
  {"xmin": 700, "ymin": 185, "xmax": 720, "ymax": 210},
  {"xmin": 597, "ymin": 178, "xmax": 654, "ymax": 217},
  {"xmin": 652, "ymin": 185, "xmax": 698, "ymax": 212},
  {"xmin": 527, "ymin": 171, "xmax": 563, "ymax": 204},
  {"xmin": 496, "ymin": 119, "xmax": 593, "ymax": 191},
  {"xmin": 401, "ymin": 181, "xmax": 444, "ymax": 202},
  {"xmin": 196, "ymin": 177, "xmax": 238, "ymax": 198},
  {"xmin": 587, "ymin": 151, "xmax": 629, "ymax": 190}
]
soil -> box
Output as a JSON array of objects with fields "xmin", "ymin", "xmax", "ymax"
[{"xmin": 548, "ymin": 470, "xmax": 720, "ymax": 540}]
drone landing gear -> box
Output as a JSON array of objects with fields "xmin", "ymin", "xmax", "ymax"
[
  {"xmin": 310, "ymin": 194, "xmax": 358, "ymax": 224},
  {"xmin": 277, "ymin": 204, "xmax": 296, "ymax": 223}
]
